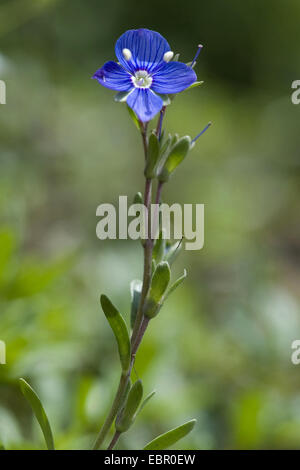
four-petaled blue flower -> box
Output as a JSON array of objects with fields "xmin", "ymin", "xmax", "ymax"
[{"xmin": 93, "ymin": 28, "xmax": 197, "ymax": 122}]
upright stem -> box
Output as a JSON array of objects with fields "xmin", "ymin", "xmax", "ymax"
[
  {"xmin": 92, "ymin": 372, "xmax": 128, "ymax": 450},
  {"xmin": 152, "ymin": 181, "xmax": 164, "ymax": 242},
  {"xmin": 93, "ymin": 126, "xmax": 153, "ymax": 450}
]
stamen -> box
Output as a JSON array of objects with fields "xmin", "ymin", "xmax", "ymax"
[
  {"xmin": 192, "ymin": 122, "xmax": 212, "ymax": 143},
  {"xmin": 122, "ymin": 48, "xmax": 132, "ymax": 61},
  {"xmin": 163, "ymin": 51, "xmax": 174, "ymax": 63},
  {"xmin": 191, "ymin": 44, "xmax": 203, "ymax": 68}
]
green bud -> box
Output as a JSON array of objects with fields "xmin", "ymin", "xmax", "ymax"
[
  {"xmin": 144, "ymin": 132, "xmax": 160, "ymax": 179},
  {"xmin": 158, "ymin": 136, "xmax": 191, "ymax": 183},
  {"xmin": 115, "ymin": 380, "xmax": 143, "ymax": 433},
  {"xmin": 130, "ymin": 279, "xmax": 142, "ymax": 329},
  {"xmin": 144, "ymin": 261, "xmax": 171, "ymax": 318}
]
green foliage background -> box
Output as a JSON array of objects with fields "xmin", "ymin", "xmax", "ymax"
[{"xmin": 0, "ymin": 0, "xmax": 300, "ymax": 449}]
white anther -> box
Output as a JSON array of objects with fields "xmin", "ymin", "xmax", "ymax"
[
  {"xmin": 122, "ymin": 48, "xmax": 132, "ymax": 61},
  {"xmin": 163, "ymin": 51, "xmax": 174, "ymax": 63}
]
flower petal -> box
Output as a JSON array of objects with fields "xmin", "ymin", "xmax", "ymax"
[
  {"xmin": 93, "ymin": 61, "xmax": 132, "ymax": 91},
  {"xmin": 127, "ymin": 88, "xmax": 163, "ymax": 122},
  {"xmin": 115, "ymin": 29, "xmax": 171, "ymax": 74},
  {"xmin": 151, "ymin": 62, "xmax": 197, "ymax": 94}
]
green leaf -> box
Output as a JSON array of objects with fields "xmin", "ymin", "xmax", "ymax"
[
  {"xmin": 19, "ymin": 378, "xmax": 55, "ymax": 450},
  {"xmin": 158, "ymin": 136, "xmax": 191, "ymax": 182},
  {"xmin": 144, "ymin": 261, "xmax": 171, "ymax": 318},
  {"xmin": 165, "ymin": 269, "xmax": 187, "ymax": 300},
  {"xmin": 115, "ymin": 380, "xmax": 143, "ymax": 433},
  {"xmin": 100, "ymin": 294, "xmax": 131, "ymax": 373},
  {"xmin": 130, "ymin": 280, "xmax": 142, "ymax": 329},
  {"xmin": 144, "ymin": 132, "xmax": 160, "ymax": 179},
  {"xmin": 126, "ymin": 105, "xmax": 140, "ymax": 130},
  {"xmin": 143, "ymin": 419, "xmax": 196, "ymax": 450},
  {"xmin": 136, "ymin": 390, "xmax": 156, "ymax": 417}
]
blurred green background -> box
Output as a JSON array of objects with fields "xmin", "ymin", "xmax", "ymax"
[{"xmin": 0, "ymin": 0, "xmax": 300, "ymax": 450}]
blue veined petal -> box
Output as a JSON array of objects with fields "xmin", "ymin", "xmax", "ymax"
[
  {"xmin": 93, "ymin": 61, "xmax": 133, "ymax": 91},
  {"xmin": 115, "ymin": 29, "xmax": 171, "ymax": 74},
  {"xmin": 151, "ymin": 62, "xmax": 197, "ymax": 94},
  {"xmin": 127, "ymin": 88, "xmax": 163, "ymax": 122}
]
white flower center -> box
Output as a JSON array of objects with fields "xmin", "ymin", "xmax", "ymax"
[{"xmin": 132, "ymin": 70, "xmax": 153, "ymax": 89}]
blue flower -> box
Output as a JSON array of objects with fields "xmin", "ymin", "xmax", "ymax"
[{"xmin": 93, "ymin": 29, "xmax": 197, "ymax": 122}]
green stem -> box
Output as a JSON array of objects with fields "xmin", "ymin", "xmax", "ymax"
[
  {"xmin": 108, "ymin": 316, "xmax": 150, "ymax": 450},
  {"xmin": 92, "ymin": 126, "xmax": 152, "ymax": 450},
  {"xmin": 92, "ymin": 373, "xmax": 128, "ymax": 450}
]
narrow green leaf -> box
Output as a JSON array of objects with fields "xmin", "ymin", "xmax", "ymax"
[
  {"xmin": 136, "ymin": 390, "xmax": 156, "ymax": 417},
  {"xmin": 100, "ymin": 294, "xmax": 131, "ymax": 373},
  {"xmin": 158, "ymin": 136, "xmax": 191, "ymax": 182},
  {"xmin": 130, "ymin": 280, "xmax": 142, "ymax": 329},
  {"xmin": 144, "ymin": 132, "xmax": 160, "ymax": 178},
  {"xmin": 143, "ymin": 419, "xmax": 196, "ymax": 450},
  {"xmin": 126, "ymin": 105, "xmax": 140, "ymax": 130},
  {"xmin": 116, "ymin": 380, "xmax": 143, "ymax": 433},
  {"xmin": 165, "ymin": 269, "xmax": 187, "ymax": 300},
  {"xmin": 19, "ymin": 378, "xmax": 55, "ymax": 450}
]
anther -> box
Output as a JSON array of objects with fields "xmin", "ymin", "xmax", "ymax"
[
  {"xmin": 122, "ymin": 48, "xmax": 132, "ymax": 61},
  {"xmin": 163, "ymin": 51, "xmax": 174, "ymax": 63}
]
